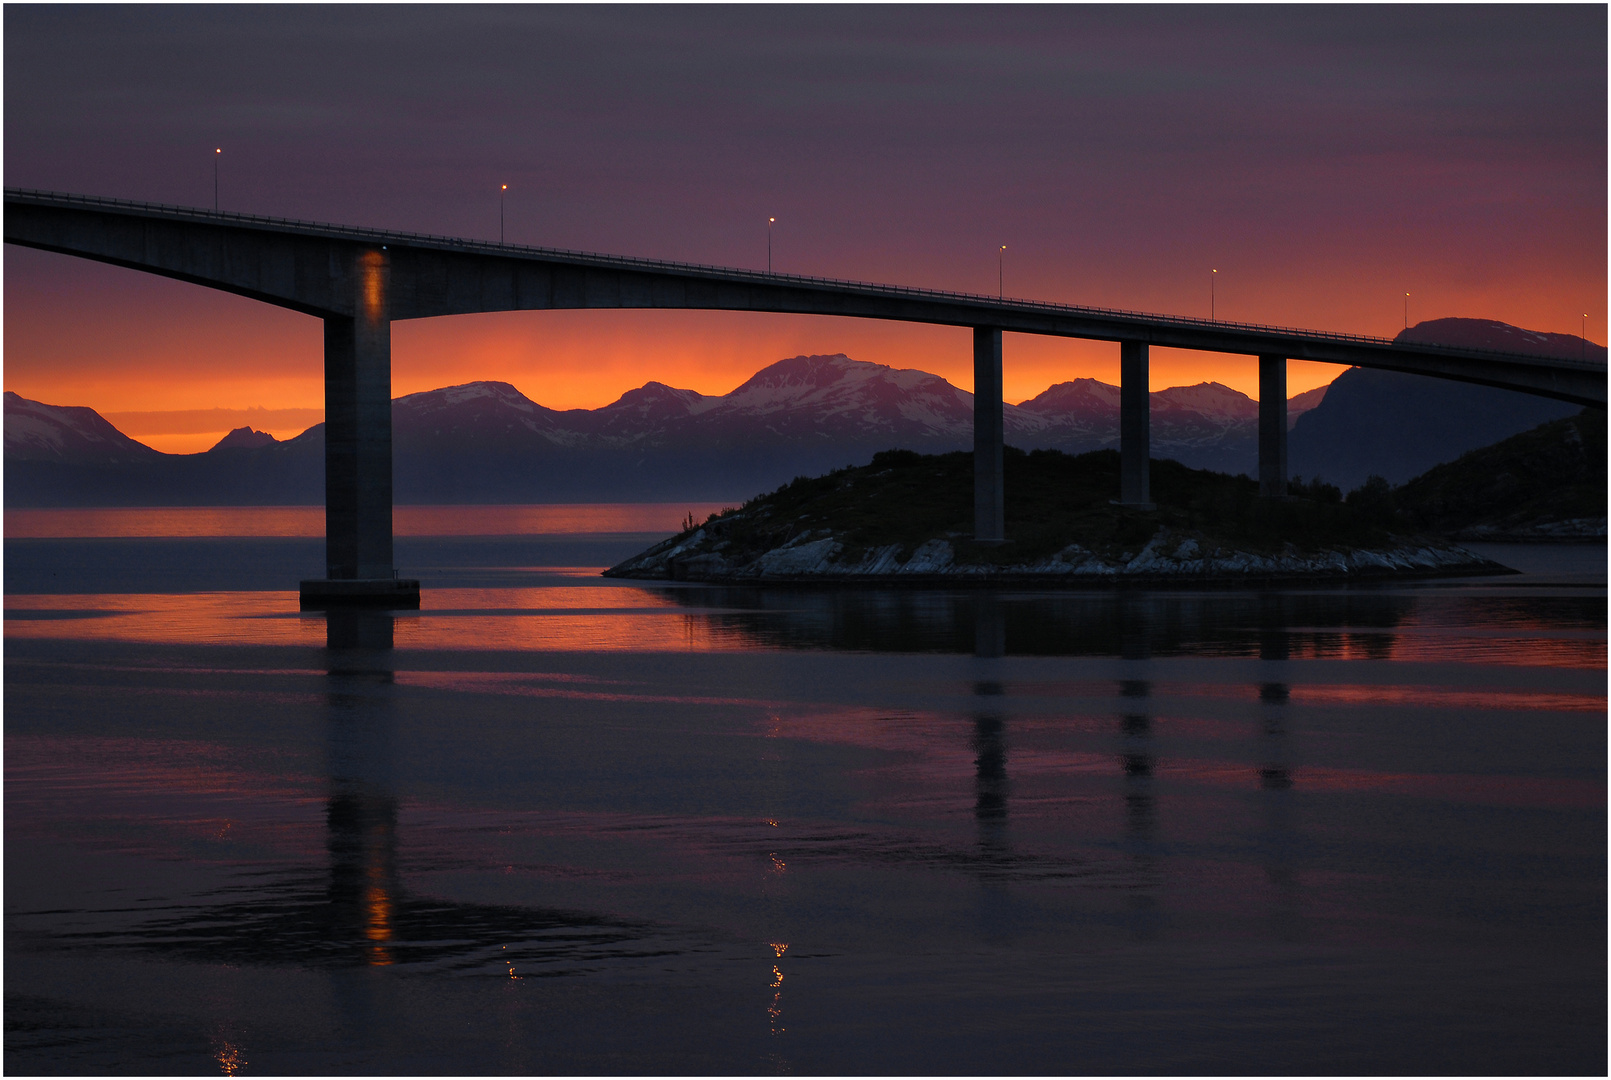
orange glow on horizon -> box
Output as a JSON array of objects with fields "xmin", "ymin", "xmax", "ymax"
[{"xmin": 7, "ymin": 242, "xmax": 1602, "ymax": 454}]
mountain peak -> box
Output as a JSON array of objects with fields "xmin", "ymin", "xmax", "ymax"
[
  {"xmin": 600, "ymin": 381, "xmax": 711, "ymax": 416},
  {"xmin": 396, "ymin": 380, "xmax": 543, "ymax": 413},
  {"xmin": 209, "ymin": 426, "xmax": 278, "ymax": 451},
  {"xmin": 729, "ymin": 353, "xmax": 863, "ymax": 393},
  {"xmin": 1397, "ymin": 318, "xmax": 1606, "ymax": 363},
  {"xmin": 1151, "ymin": 382, "xmax": 1258, "ymax": 421},
  {"xmin": 1017, "ymin": 378, "xmax": 1120, "ymax": 414},
  {"xmin": 719, "ymin": 354, "xmax": 969, "ymax": 432}
]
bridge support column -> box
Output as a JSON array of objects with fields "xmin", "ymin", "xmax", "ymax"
[
  {"xmin": 1258, "ymin": 354, "xmax": 1288, "ymax": 498},
  {"xmin": 301, "ymin": 248, "xmax": 419, "ymax": 610},
  {"xmin": 973, "ymin": 327, "xmax": 1006, "ymax": 543},
  {"xmin": 1118, "ymin": 340, "xmax": 1153, "ymax": 507}
]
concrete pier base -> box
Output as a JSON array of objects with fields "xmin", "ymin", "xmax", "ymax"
[
  {"xmin": 973, "ymin": 326, "xmax": 1006, "ymax": 543},
  {"xmin": 300, "ymin": 578, "xmax": 421, "ymax": 610},
  {"xmin": 1118, "ymin": 340, "xmax": 1154, "ymax": 507},
  {"xmin": 1258, "ymin": 354, "xmax": 1288, "ymax": 497}
]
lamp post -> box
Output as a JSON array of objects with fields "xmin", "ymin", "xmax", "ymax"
[
  {"xmin": 1405, "ymin": 292, "xmax": 1409, "ymax": 330},
  {"xmin": 500, "ymin": 184, "xmax": 508, "ymax": 244},
  {"xmin": 214, "ymin": 148, "xmax": 221, "ymax": 212},
  {"xmin": 1583, "ymin": 314, "xmax": 1588, "ymax": 362},
  {"xmin": 999, "ymin": 245, "xmax": 1006, "ymax": 299},
  {"xmin": 1211, "ymin": 268, "xmax": 1217, "ymax": 321},
  {"xmin": 768, "ymin": 217, "xmax": 775, "ymax": 272}
]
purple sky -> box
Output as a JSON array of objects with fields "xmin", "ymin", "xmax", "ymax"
[{"xmin": 5, "ymin": 6, "xmax": 1605, "ymax": 449}]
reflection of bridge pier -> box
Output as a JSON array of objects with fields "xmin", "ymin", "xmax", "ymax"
[
  {"xmin": 323, "ymin": 609, "xmax": 403, "ymax": 1041},
  {"xmin": 971, "ymin": 596, "xmax": 1014, "ymax": 888},
  {"xmin": 324, "ymin": 612, "xmax": 400, "ymax": 966},
  {"xmin": 1117, "ymin": 678, "xmax": 1162, "ymax": 940},
  {"xmin": 1256, "ymin": 678, "xmax": 1302, "ymax": 940},
  {"xmin": 1254, "ymin": 601, "xmax": 1301, "ymax": 937}
]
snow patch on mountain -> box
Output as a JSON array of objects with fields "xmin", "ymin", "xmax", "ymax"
[
  {"xmin": 599, "ymin": 381, "xmax": 712, "ymax": 418},
  {"xmin": 1397, "ymin": 318, "xmax": 1606, "ymax": 364},
  {"xmin": 1018, "ymin": 378, "xmax": 1122, "ymax": 415},
  {"xmin": 720, "ymin": 354, "xmax": 964, "ymax": 420},
  {"xmin": 397, "ymin": 381, "xmax": 547, "ymax": 416},
  {"xmin": 1152, "ymin": 382, "xmax": 1258, "ymax": 422},
  {"xmin": 4, "ymin": 391, "xmax": 163, "ymax": 464}
]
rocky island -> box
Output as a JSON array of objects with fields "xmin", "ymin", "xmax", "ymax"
[{"xmin": 605, "ymin": 448, "xmax": 1509, "ymax": 585}]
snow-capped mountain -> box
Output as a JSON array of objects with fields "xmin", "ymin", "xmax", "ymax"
[
  {"xmin": 714, "ymin": 354, "xmax": 974, "ymax": 438},
  {"xmin": 386, "ymin": 356, "xmax": 1286, "ymax": 487},
  {"xmin": 1398, "ymin": 318, "xmax": 1608, "ymax": 363},
  {"xmin": 7, "ymin": 316, "xmax": 1591, "ymax": 505},
  {"xmin": 1018, "ymin": 378, "xmax": 1121, "ymax": 421},
  {"xmin": 1153, "ymin": 382, "xmax": 1259, "ymax": 424},
  {"xmin": 3, "ymin": 390, "xmax": 163, "ymax": 465}
]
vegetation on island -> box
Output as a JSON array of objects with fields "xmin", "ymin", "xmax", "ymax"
[
  {"xmin": 1384, "ymin": 408, "xmax": 1605, "ymax": 537},
  {"xmin": 683, "ymin": 446, "xmax": 1420, "ymax": 570}
]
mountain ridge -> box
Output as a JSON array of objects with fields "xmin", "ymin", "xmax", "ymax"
[{"xmin": 6, "ymin": 318, "xmax": 1599, "ymax": 506}]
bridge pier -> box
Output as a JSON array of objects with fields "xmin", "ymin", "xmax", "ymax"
[
  {"xmin": 301, "ymin": 249, "xmax": 419, "ymax": 610},
  {"xmin": 973, "ymin": 327, "xmax": 1006, "ymax": 543},
  {"xmin": 1258, "ymin": 354, "xmax": 1288, "ymax": 497},
  {"xmin": 1118, "ymin": 341, "xmax": 1153, "ymax": 507}
]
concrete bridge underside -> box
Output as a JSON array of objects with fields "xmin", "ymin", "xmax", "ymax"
[{"xmin": 7, "ymin": 190, "xmax": 1605, "ymax": 606}]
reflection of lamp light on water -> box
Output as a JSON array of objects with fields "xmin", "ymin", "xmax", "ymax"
[
  {"xmin": 767, "ymin": 942, "xmax": 789, "ymax": 1035},
  {"xmin": 213, "ymin": 1036, "xmax": 246, "ymax": 1077}
]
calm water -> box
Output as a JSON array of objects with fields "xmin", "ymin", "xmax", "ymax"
[{"xmin": 5, "ymin": 508, "xmax": 1606, "ymax": 1074}]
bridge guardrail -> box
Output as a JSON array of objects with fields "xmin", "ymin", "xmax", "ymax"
[{"xmin": 7, "ymin": 187, "xmax": 1605, "ymax": 374}]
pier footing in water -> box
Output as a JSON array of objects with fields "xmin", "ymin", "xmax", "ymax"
[{"xmin": 299, "ymin": 578, "xmax": 421, "ymax": 610}]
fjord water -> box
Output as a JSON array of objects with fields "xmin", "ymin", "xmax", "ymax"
[{"xmin": 5, "ymin": 507, "xmax": 1605, "ymax": 1075}]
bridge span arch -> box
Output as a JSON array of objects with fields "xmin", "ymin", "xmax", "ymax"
[{"xmin": 7, "ymin": 189, "xmax": 1604, "ymax": 605}]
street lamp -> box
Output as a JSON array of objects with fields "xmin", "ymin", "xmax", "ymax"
[
  {"xmin": 1405, "ymin": 292, "xmax": 1409, "ymax": 330},
  {"xmin": 1583, "ymin": 314, "xmax": 1588, "ymax": 362},
  {"xmin": 768, "ymin": 217, "xmax": 775, "ymax": 272},
  {"xmin": 999, "ymin": 245, "xmax": 1006, "ymax": 299},
  {"xmin": 214, "ymin": 148, "xmax": 221, "ymax": 212},
  {"xmin": 500, "ymin": 184, "xmax": 508, "ymax": 244},
  {"xmin": 1211, "ymin": 268, "xmax": 1217, "ymax": 321}
]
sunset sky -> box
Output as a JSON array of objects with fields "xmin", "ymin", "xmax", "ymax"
[{"xmin": 5, "ymin": 6, "xmax": 1605, "ymax": 453}]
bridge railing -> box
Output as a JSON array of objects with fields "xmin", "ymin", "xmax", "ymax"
[{"xmin": 8, "ymin": 187, "xmax": 1606, "ymax": 373}]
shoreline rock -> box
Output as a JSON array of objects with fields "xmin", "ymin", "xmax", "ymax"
[{"xmin": 605, "ymin": 521, "xmax": 1510, "ymax": 586}]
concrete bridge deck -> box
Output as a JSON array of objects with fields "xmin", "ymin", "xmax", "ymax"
[{"xmin": 7, "ymin": 188, "xmax": 1605, "ymax": 605}]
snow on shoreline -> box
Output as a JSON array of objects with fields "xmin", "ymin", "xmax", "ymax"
[{"xmin": 605, "ymin": 522, "xmax": 1506, "ymax": 584}]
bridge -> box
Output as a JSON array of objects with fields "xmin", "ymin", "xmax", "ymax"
[{"xmin": 7, "ymin": 188, "xmax": 1605, "ymax": 607}]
